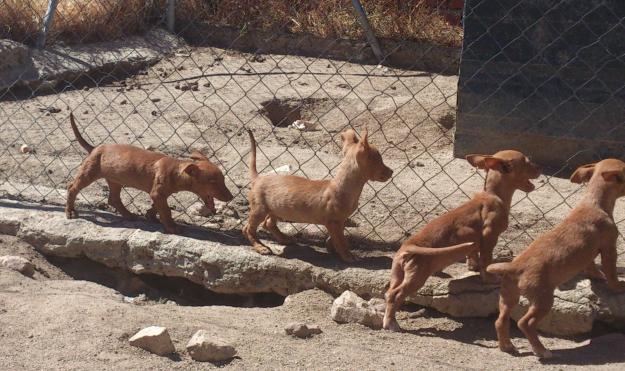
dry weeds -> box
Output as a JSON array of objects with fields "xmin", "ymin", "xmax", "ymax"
[{"xmin": 0, "ymin": 0, "xmax": 462, "ymax": 47}]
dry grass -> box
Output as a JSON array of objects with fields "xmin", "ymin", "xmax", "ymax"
[
  {"xmin": 0, "ymin": 0, "xmax": 462, "ymax": 47},
  {"xmin": 0, "ymin": 0, "xmax": 162, "ymax": 45}
]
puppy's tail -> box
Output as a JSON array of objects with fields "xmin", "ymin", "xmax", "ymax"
[
  {"xmin": 486, "ymin": 262, "xmax": 517, "ymax": 276},
  {"xmin": 247, "ymin": 129, "xmax": 258, "ymax": 179},
  {"xmin": 400, "ymin": 242, "xmax": 476, "ymax": 257},
  {"xmin": 69, "ymin": 112, "xmax": 95, "ymax": 153}
]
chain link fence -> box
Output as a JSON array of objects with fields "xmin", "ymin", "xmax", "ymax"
[{"xmin": 0, "ymin": 0, "xmax": 624, "ymax": 261}]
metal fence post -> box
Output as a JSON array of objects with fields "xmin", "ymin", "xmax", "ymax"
[
  {"xmin": 167, "ymin": 0, "xmax": 176, "ymax": 33},
  {"xmin": 351, "ymin": 0, "xmax": 385, "ymax": 63},
  {"xmin": 36, "ymin": 0, "xmax": 59, "ymax": 49}
]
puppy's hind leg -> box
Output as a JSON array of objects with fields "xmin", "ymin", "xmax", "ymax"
[
  {"xmin": 384, "ymin": 257, "xmax": 428, "ymax": 332},
  {"xmin": 517, "ymin": 292, "xmax": 554, "ymax": 359},
  {"xmin": 384, "ymin": 255, "xmax": 406, "ymax": 331},
  {"xmin": 244, "ymin": 208, "xmax": 271, "ymax": 255},
  {"xmin": 106, "ymin": 180, "xmax": 137, "ymax": 220},
  {"xmin": 66, "ymin": 159, "xmax": 100, "ymax": 219},
  {"xmin": 495, "ymin": 276, "xmax": 520, "ymax": 354},
  {"xmin": 262, "ymin": 215, "xmax": 294, "ymax": 245}
]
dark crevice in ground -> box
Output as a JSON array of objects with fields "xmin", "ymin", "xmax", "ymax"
[{"xmin": 45, "ymin": 255, "xmax": 284, "ymax": 308}]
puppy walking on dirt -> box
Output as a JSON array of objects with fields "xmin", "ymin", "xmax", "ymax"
[
  {"xmin": 487, "ymin": 159, "xmax": 625, "ymax": 359},
  {"xmin": 66, "ymin": 113, "xmax": 234, "ymax": 234},
  {"xmin": 243, "ymin": 128, "xmax": 393, "ymax": 262},
  {"xmin": 383, "ymin": 150, "xmax": 540, "ymax": 332}
]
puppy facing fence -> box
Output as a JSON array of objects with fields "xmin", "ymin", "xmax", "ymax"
[
  {"xmin": 488, "ymin": 159, "xmax": 625, "ymax": 359},
  {"xmin": 66, "ymin": 113, "xmax": 234, "ymax": 234},
  {"xmin": 243, "ymin": 128, "xmax": 393, "ymax": 262},
  {"xmin": 383, "ymin": 150, "xmax": 541, "ymax": 332}
]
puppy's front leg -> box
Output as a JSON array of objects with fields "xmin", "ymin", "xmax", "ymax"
[
  {"xmin": 600, "ymin": 244, "xmax": 625, "ymax": 293},
  {"xmin": 479, "ymin": 228, "xmax": 499, "ymax": 283},
  {"xmin": 150, "ymin": 190, "xmax": 181, "ymax": 235},
  {"xmin": 326, "ymin": 221, "xmax": 356, "ymax": 263}
]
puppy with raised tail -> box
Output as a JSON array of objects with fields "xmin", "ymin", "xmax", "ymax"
[
  {"xmin": 488, "ymin": 159, "xmax": 625, "ymax": 359},
  {"xmin": 383, "ymin": 150, "xmax": 540, "ymax": 332},
  {"xmin": 243, "ymin": 128, "xmax": 393, "ymax": 262},
  {"xmin": 66, "ymin": 113, "xmax": 234, "ymax": 234}
]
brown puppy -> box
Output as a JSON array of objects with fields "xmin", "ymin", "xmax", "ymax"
[
  {"xmin": 383, "ymin": 150, "xmax": 541, "ymax": 332},
  {"xmin": 243, "ymin": 128, "xmax": 393, "ymax": 262},
  {"xmin": 66, "ymin": 113, "xmax": 233, "ymax": 234},
  {"xmin": 488, "ymin": 159, "xmax": 625, "ymax": 359}
]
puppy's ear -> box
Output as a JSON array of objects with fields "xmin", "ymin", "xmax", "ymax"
[
  {"xmin": 183, "ymin": 163, "xmax": 200, "ymax": 177},
  {"xmin": 570, "ymin": 163, "xmax": 596, "ymax": 183},
  {"xmin": 359, "ymin": 128, "xmax": 369, "ymax": 148},
  {"xmin": 466, "ymin": 155, "xmax": 508, "ymax": 172},
  {"xmin": 340, "ymin": 129, "xmax": 358, "ymax": 145},
  {"xmin": 601, "ymin": 170, "xmax": 624, "ymax": 183},
  {"xmin": 190, "ymin": 150, "xmax": 208, "ymax": 162}
]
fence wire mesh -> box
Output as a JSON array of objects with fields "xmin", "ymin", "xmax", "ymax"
[{"xmin": 0, "ymin": 0, "xmax": 623, "ymax": 262}]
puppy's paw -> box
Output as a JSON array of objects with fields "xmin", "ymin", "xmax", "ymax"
[
  {"xmin": 499, "ymin": 341, "xmax": 518, "ymax": 354},
  {"xmin": 533, "ymin": 348, "xmax": 553, "ymax": 359},
  {"xmin": 467, "ymin": 260, "xmax": 480, "ymax": 272},
  {"xmin": 480, "ymin": 271, "xmax": 500, "ymax": 284},
  {"xmin": 65, "ymin": 209, "xmax": 78, "ymax": 219},
  {"xmin": 253, "ymin": 244, "xmax": 272, "ymax": 255},
  {"xmin": 145, "ymin": 209, "xmax": 158, "ymax": 222},
  {"xmin": 382, "ymin": 319, "xmax": 403, "ymax": 332}
]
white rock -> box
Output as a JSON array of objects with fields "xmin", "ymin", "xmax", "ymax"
[
  {"xmin": 268, "ymin": 164, "xmax": 292, "ymax": 175},
  {"xmin": 0, "ymin": 255, "xmax": 34, "ymax": 276},
  {"xmin": 331, "ymin": 291, "xmax": 384, "ymax": 329},
  {"xmin": 129, "ymin": 326, "xmax": 175, "ymax": 356},
  {"xmin": 284, "ymin": 322, "xmax": 322, "ymax": 338},
  {"xmin": 20, "ymin": 144, "xmax": 32, "ymax": 154},
  {"xmin": 290, "ymin": 119, "xmax": 318, "ymax": 131},
  {"xmin": 186, "ymin": 330, "xmax": 236, "ymax": 362}
]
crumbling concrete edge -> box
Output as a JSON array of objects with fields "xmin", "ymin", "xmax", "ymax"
[{"xmin": 0, "ymin": 198, "xmax": 622, "ymax": 335}]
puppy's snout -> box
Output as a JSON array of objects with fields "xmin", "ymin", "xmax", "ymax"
[
  {"xmin": 381, "ymin": 166, "xmax": 393, "ymax": 181},
  {"xmin": 219, "ymin": 187, "xmax": 235, "ymax": 202}
]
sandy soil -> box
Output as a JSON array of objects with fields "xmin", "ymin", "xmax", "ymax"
[
  {"xmin": 1, "ymin": 235, "xmax": 624, "ymax": 370},
  {"xmin": 1, "ymin": 45, "xmax": 624, "ymax": 264}
]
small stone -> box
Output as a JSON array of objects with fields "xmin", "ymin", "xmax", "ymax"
[
  {"xmin": 83, "ymin": 110, "xmax": 89, "ymax": 114},
  {"xmin": 0, "ymin": 255, "xmax": 34, "ymax": 276},
  {"xmin": 331, "ymin": 291, "xmax": 384, "ymax": 329},
  {"xmin": 203, "ymin": 82, "xmax": 211, "ymax": 88},
  {"xmin": 129, "ymin": 326, "xmax": 175, "ymax": 356},
  {"xmin": 119, "ymin": 99, "xmax": 127, "ymax": 105},
  {"xmin": 284, "ymin": 322, "xmax": 322, "ymax": 338},
  {"xmin": 20, "ymin": 144, "xmax": 32, "ymax": 154},
  {"xmin": 186, "ymin": 330, "xmax": 236, "ymax": 362},
  {"xmin": 150, "ymin": 98, "xmax": 161, "ymax": 103}
]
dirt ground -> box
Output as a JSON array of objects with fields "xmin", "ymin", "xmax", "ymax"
[
  {"xmin": 1, "ymin": 234, "xmax": 624, "ymax": 370},
  {"xmin": 2, "ymin": 45, "xmax": 625, "ymax": 264}
]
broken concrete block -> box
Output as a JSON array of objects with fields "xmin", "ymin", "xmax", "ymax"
[
  {"xmin": 186, "ymin": 330, "xmax": 236, "ymax": 362},
  {"xmin": 331, "ymin": 291, "xmax": 385, "ymax": 329},
  {"xmin": 129, "ymin": 326, "xmax": 175, "ymax": 356},
  {"xmin": 0, "ymin": 255, "xmax": 34, "ymax": 276}
]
